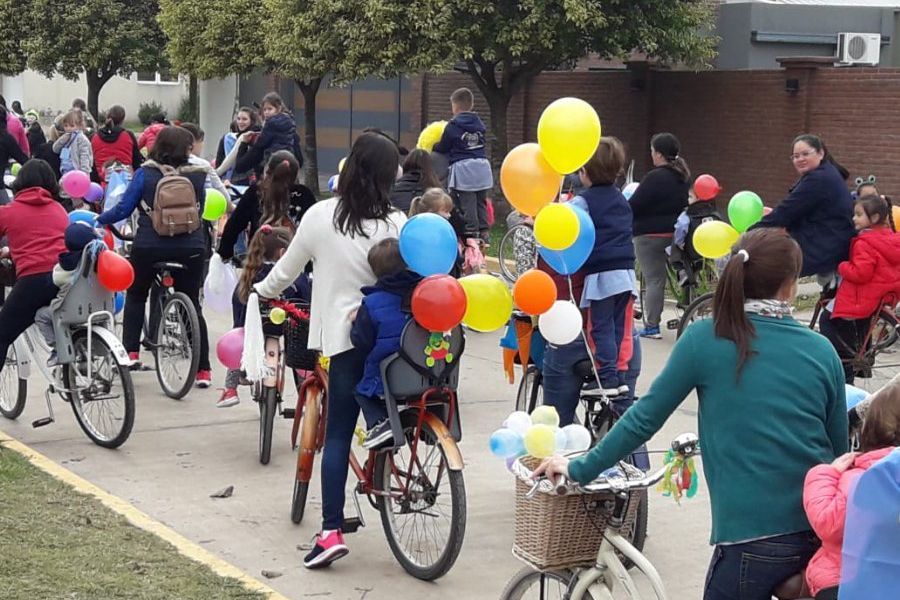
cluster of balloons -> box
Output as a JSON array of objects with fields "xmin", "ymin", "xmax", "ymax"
[
  {"xmin": 490, "ymin": 406, "xmax": 592, "ymax": 463},
  {"xmin": 692, "ymin": 179, "xmax": 766, "ymax": 259},
  {"xmin": 399, "ymin": 214, "xmax": 513, "ymax": 333}
]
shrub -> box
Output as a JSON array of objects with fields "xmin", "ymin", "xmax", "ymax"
[
  {"xmin": 138, "ymin": 101, "xmax": 165, "ymax": 126},
  {"xmin": 176, "ymin": 95, "xmax": 197, "ymax": 123}
]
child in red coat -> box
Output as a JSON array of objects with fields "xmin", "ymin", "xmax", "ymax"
[
  {"xmin": 802, "ymin": 376, "xmax": 900, "ymax": 599},
  {"xmin": 821, "ymin": 194, "xmax": 900, "ymax": 382}
]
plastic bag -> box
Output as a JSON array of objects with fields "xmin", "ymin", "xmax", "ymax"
[{"xmin": 204, "ymin": 254, "xmax": 238, "ymax": 314}]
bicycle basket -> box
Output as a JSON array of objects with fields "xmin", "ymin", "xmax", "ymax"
[
  {"xmin": 511, "ymin": 455, "xmax": 644, "ymax": 571},
  {"xmin": 284, "ymin": 312, "xmax": 317, "ymax": 370}
]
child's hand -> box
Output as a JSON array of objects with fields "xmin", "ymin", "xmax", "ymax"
[{"xmin": 831, "ymin": 452, "xmax": 858, "ymax": 472}]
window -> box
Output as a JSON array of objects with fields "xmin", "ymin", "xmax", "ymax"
[{"xmin": 136, "ymin": 70, "xmax": 180, "ymax": 85}]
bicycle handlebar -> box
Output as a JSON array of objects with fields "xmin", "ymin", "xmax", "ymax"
[{"xmin": 105, "ymin": 222, "xmax": 134, "ymax": 242}]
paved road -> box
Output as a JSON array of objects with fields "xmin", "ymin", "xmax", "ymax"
[{"xmin": 2, "ymin": 308, "xmax": 712, "ymax": 599}]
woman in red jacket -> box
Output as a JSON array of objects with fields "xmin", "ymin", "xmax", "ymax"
[
  {"xmin": 91, "ymin": 105, "xmax": 142, "ymax": 182},
  {"xmin": 821, "ymin": 193, "xmax": 900, "ymax": 382},
  {"xmin": 0, "ymin": 159, "xmax": 68, "ymax": 376}
]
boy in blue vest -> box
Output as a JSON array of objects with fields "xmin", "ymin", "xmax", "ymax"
[
  {"xmin": 569, "ymin": 137, "xmax": 636, "ymax": 396},
  {"xmin": 351, "ymin": 238, "xmax": 422, "ymax": 449}
]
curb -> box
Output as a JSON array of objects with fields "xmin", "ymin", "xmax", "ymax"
[{"xmin": 0, "ymin": 430, "xmax": 292, "ymax": 600}]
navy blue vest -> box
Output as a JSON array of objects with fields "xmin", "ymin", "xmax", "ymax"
[{"xmin": 580, "ymin": 184, "xmax": 635, "ymax": 274}]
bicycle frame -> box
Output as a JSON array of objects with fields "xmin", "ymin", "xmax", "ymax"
[{"xmin": 568, "ymin": 532, "xmax": 667, "ymax": 600}]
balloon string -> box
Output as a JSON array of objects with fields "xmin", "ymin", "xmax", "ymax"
[{"xmin": 565, "ymin": 275, "xmax": 604, "ymax": 394}]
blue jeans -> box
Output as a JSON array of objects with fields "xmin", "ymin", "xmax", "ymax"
[
  {"xmin": 321, "ymin": 347, "xmax": 366, "ymax": 531},
  {"xmin": 703, "ymin": 531, "xmax": 819, "ymax": 600},
  {"xmin": 589, "ymin": 291, "xmax": 632, "ymax": 387}
]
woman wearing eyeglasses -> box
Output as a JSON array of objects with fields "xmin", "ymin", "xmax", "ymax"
[{"xmin": 756, "ymin": 134, "xmax": 854, "ymax": 282}]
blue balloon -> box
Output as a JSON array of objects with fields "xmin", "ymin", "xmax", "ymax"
[
  {"xmin": 489, "ymin": 428, "xmax": 525, "ymax": 459},
  {"xmin": 327, "ymin": 174, "xmax": 339, "ymax": 193},
  {"xmin": 114, "ymin": 291, "xmax": 125, "ymax": 315},
  {"xmin": 68, "ymin": 209, "xmax": 96, "ymax": 226},
  {"xmin": 538, "ymin": 204, "xmax": 595, "ymax": 275},
  {"xmin": 846, "ymin": 384, "xmax": 869, "ymax": 411},
  {"xmin": 399, "ymin": 213, "xmax": 458, "ymax": 276}
]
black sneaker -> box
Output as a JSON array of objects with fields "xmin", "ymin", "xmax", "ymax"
[{"xmin": 362, "ymin": 419, "xmax": 394, "ymax": 450}]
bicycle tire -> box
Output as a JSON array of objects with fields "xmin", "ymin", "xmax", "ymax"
[
  {"xmin": 500, "ymin": 566, "xmax": 579, "ymax": 600},
  {"xmin": 258, "ymin": 385, "xmax": 278, "ymax": 465},
  {"xmin": 515, "ymin": 365, "xmax": 543, "ymax": 413},
  {"xmin": 677, "ymin": 292, "xmax": 715, "ymax": 339},
  {"xmin": 375, "ymin": 414, "xmax": 466, "ymax": 580},
  {"xmin": 64, "ymin": 329, "xmax": 135, "ymax": 449},
  {"xmin": 154, "ymin": 291, "xmax": 200, "ymax": 399},
  {"xmin": 291, "ymin": 386, "xmax": 321, "ymax": 524},
  {"xmin": 0, "ymin": 343, "xmax": 27, "ymax": 419},
  {"xmin": 498, "ymin": 223, "xmax": 535, "ymax": 284}
]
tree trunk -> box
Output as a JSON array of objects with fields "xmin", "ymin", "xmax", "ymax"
[
  {"xmin": 188, "ymin": 75, "xmax": 199, "ymax": 122},
  {"xmin": 296, "ymin": 77, "xmax": 322, "ymax": 195},
  {"xmin": 85, "ymin": 69, "xmax": 112, "ymax": 125}
]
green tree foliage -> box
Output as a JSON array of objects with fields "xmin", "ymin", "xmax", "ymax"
[
  {"xmin": 0, "ymin": 0, "xmax": 26, "ymax": 76},
  {"xmin": 422, "ymin": 0, "xmax": 718, "ymax": 167},
  {"xmin": 24, "ymin": 0, "xmax": 167, "ymax": 120}
]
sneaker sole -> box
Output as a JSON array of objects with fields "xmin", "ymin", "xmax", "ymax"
[
  {"xmin": 304, "ymin": 546, "xmax": 349, "ymax": 569},
  {"xmin": 362, "ymin": 430, "xmax": 394, "ymax": 450},
  {"xmin": 196, "ymin": 381, "xmax": 211, "ymax": 389},
  {"xmin": 216, "ymin": 398, "xmax": 240, "ymax": 408}
]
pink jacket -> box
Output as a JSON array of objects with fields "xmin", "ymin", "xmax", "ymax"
[
  {"xmin": 6, "ymin": 112, "xmax": 29, "ymax": 156},
  {"xmin": 137, "ymin": 123, "xmax": 166, "ymax": 151},
  {"xmin": 802, "ymin": 447, "xmax": 894, "ymax": 596}
]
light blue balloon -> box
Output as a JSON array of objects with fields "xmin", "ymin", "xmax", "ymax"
[
  {"xmin": 846, "ymin": 384, "xmax": 869, "ymax": 411},
  {"xmin": 68, "ymin": 209, "xmax": 96, "ymax": 226},
  {"xmin": 328, "ymin": 174, "xmax": 339, "ymax": 193},
  {"xmin": 114, "ymin": 291, "xmax": 125, "ymax": 315},
  {"xmin": 489, "ymin": 428, "xmax": 525, "ymax": 459},
  {"xmin": 399, "ymin": 213, "xmax": 458, "ymax": 276},
  {"xmin": 538, "ymin": 204, "xmax": 595, "ymax": 275}
]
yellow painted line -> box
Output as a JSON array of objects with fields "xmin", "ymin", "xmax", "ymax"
[{"xmin": 0, "ymin": 431, "xmax": 291, "ymax": 600}]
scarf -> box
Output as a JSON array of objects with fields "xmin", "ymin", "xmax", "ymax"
[{"xmin": 744, "ymin": 299, "xmax": 793, "ymax": 319}]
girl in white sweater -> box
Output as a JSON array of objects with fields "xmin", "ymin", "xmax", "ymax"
[{"xmin": 255, "ymin": 131, "xmax": 406, "ymax": 568}]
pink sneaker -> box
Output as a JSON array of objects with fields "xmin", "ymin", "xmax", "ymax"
[
  {"xmin": 303, "ymin": 529, "xmax": 349, "ymax": 568},
  {"xmin": 128, "ymin": 352, "xmax": 141, "ymax": 370},
  {"xmin": 196, "ymin": 369, "xmax": 212, "ymax": 388}
]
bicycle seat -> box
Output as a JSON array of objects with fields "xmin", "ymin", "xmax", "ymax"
[
  {"xmin": 573, "ymin": 359, "xmax": 595, "ymax": 380},
  {"xmin": 152, "ymin": 261, "xmax": 186, "ymax": 272},
  {"xmin": 773, "ymin": 572, "xmax": 809, "ymax": 599}
]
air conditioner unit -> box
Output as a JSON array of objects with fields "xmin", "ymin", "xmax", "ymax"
[{"xmin": 837, "ymin": 33, "xmax": 881, "ymax": 66}]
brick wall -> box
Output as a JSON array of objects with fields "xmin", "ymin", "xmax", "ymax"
[{"xmin": 418, "ymin": 66, "xmax": 900, "ymax": 207}]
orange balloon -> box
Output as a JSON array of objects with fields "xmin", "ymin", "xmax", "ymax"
[
  {"xmin": 500, "ymin": 143, "xmax": 562, "ymax": 216},
  {"xmin": 892, "ymin": 205, "xmax": 900, "ymax": 232},
  {"xmin": 512, "ymin": 269, "xmax": 557, "ymax": 315}
]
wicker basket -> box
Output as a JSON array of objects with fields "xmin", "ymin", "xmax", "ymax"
[
  {"xmin": 284, "ymin": 315, "xmax": 318, "ymax": 370},
  {"xmin": 512, "ymin": 456, "xmax": 643, "ymax": 571}
]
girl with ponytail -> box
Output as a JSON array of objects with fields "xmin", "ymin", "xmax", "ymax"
[
  {"xmin": 534, "ymin": 228, "xmax": 848, "ymax": 600},
  {"xmin": 217, "ymin": 150, "xmax": 316, "ymax": 262},
  {"xmin": 90, "ymin": 104, "xmax": 142, "ymax": 182}
]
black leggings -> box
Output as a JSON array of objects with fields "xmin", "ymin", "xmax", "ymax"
[
  {"xmin": 0, "ymin": 272, "xmax": 59, "ymax": 374},
  {"xmin": 123, "ymin": 247, "xmax": 211, "ymax": 370}
]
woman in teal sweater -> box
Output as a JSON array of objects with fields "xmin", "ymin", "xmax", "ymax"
[{"xmin": 535, "ymin": 228, "xmax": 849, "ymax": 600}]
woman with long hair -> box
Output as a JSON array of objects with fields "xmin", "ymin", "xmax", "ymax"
[
  {"xmin": 215, "ymin": 106, "xmax": 260, "ymax": 185},
  {"xmin": 535, "ymin": 228, "xmax": 849, "ymax": 600},
  {"xmin": 390, "ymin": 148, "xmax": 442, "ymax": 213},
  {"xmin": 255, "ymin": 131, "xmax": 407, "ymax": 568}
]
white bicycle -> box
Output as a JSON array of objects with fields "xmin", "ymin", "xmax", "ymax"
[
  {"xmin": 0, "ymin": 244, "xmax": 135, "ymax": 448},
  {"xmin": 500, "ymin": 434, "xmax": 700, "ymax": 600}
]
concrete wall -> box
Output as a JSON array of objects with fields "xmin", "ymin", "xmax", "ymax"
[
  {"xmin": 0, "ymin": 71, "xmax": 187, "ymax": 122},
  {"xmin": 717, "ymin": 2, "xmax": 898, "ymax": 69},
  {"xmin": 199, "ymin": 76, "xmax": 240, "ymax": 163}
]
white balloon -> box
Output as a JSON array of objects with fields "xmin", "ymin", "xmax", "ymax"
[
  {"xmin": 539, "ymin": 301, "xmax": 583, "ymax": 345},
  {"xmin": 504, "ymin": 411, "xmax": 532, "ymax": 436},
  {"xmin": 554, "ymin": 427, "xmax": 567, "ymax": 454},
  {"xmin": 623, "ymin": 182, "xmax": 639, "ymax": 200},
  {"xmin": 563, "ymin": 424, "xmax": 592, "ymax": 452}
]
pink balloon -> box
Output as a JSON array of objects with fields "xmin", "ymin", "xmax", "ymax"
[
  {"xmin": 762, "ymin": 206, "xmax": 773, "ymax": 216},
  {"xmin": 61, "ymin": 171, "xmax": 91, "ymax": 198},
  {"xmin": 216, "ymin": 327, "xmax": 245, "ymax": 370},
  {"xmin": 85, "ymin": 182, "xmax": 104, "ymax": 204}
]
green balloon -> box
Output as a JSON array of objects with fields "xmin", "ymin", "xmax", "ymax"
[
  {"xmin": 728, "ymin": 191, "xmax": 764, "ymax": 233},
  {"xmin": 10, "ymin": 163, "xmax": 21, "ymax": 176},
  {"xmin": 203, "ymin": 189, "xmax": 227, "ymax": 221}
]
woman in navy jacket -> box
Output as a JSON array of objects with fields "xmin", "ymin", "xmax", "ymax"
[{"xmin": 756, "ymin": 134, "xmax": 854, "ymax": 280}]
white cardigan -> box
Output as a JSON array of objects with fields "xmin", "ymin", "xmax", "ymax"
[{"xmin": 254, "ymin": 197, "xmax": 407, "ymax": 357}]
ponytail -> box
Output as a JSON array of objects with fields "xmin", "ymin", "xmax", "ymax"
[
  {"xmin": 105, "ymin": 105, "xmax": 126, "ymax": 130},
  {"xmin": 651, "ymin": 132, "xmax": 690, "ymax": 181},
  {"xmin": 713, "ymin": 252, "xmax": 754, "ymax": 376},
  {"xmin": 260, "ymin": 150, "xmax": 300, "ymax": 228},
  {"xmin": 409, "ymin": 195, "xmax": 424, "ymax": 216}
]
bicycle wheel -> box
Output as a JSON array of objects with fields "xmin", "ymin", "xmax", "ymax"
[
  {"xmin": 516, "ymin": 366, "xmax": 543, "ymax": 413},
  {"xmin": 258, "ymin": 385, "xmax": 278, "ymax": 465},
  {"xmin": 375, "ymin": 413, "xmax": 466, "ymax": 580},
  {"xmin": 0, "ymin": 343, "xmax": 27, "ymax": 419},
  {"xmin": 500, "ymin": 567, "xmax": 576, "ymax": 600},
  {"xmin": 677, "ymin": 292, "xmax": 714, "ymax": 339},
  {"xmin": 64, "ymin": 329, "xmax": 135, "ymax": 448},
  {"xmin": 498, "ymin": 224, "xmax": 535, "ymax": 284},
  {"xmin": 853, "ymin": 309, "xmax": 900, "ymax": 393},
  {"xmin": 291, "ymin": 386, "xmax": 321, "ymax": 524},
  {"xmin": 154, "ymin": 291, "xmax": 200, "ymax": 399}
]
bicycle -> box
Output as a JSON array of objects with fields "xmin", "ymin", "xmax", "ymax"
[
  {"xmin": 289, "ymin": 319, "xmax": 467, "ymax": 581},
  {"xmin": 0, "ymin": 244, "xmax": 135, "ymax": 448},
  {"xmin": 107, "ymin": 224, "xmax": 201, "ymax": 399},
  {"xmin": 636, "ymin": 256, "xmax": 719, "ymax": 335},
  {"xmin": 499, "ymin": 433, "xmax": 700, "ymax": 600},
  {"xmin": 497, "ymin": 222, "xmax": 537, "ymax": 284}
]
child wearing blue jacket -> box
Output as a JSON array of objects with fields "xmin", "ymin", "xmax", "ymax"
[
  {"xmin": 350, "ymin": 238, "xmax": 422, "ymax": 449},
  {"xmin": 570, "ymin": 137, "xmax": 636, "ymax": 395}
]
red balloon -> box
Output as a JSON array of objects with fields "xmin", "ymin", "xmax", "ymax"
[
  {"xmin": 694, "ymin": 174, "xmax": 721, "ymax": 201},
  {"xmin": 411, "ymin": 275, "xmax": 467, "ymax": 332},
  {"xmin": 103, "ymin": 228, "xmax": 114, "ymax": 250},
  {"xmin": 97, "ymin": 250, "xmax": 134, "ymax": 292}
]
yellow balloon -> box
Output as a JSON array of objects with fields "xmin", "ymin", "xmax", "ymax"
[
  {"xmin": 269, "ymin": 307, "xmax": 286, "ymax": 325},
  {"xmin": 531, "ymin": 405, "xmax": 560, "ymax": 428},
  {"xmin": 534, "ymin": 203, "xmax": 579, "ymax": 250},
  {"xmin": 524, "ymin": 424, "xmax": 558, "ymax": 459},
  {"xmin": 693, "ymin": 221, "xmax": 740, "ymax": 259},
  {"xmin": 338, "ymin": 157, "xmax": 347, "ymax": 173},
  {"xmin": 417, "ymin": 120, "xmax": 447, "ymax": 152},
  {"xmin": 458, "ymin": 274, "xmax": 513, "ymax": 332},
  {"xmin": 537, "ymin": 97, "xmax": 602, "ymax": 175}
]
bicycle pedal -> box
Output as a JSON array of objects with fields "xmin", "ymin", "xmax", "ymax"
[
  {"xmin": 342, "ymin": 517, "xmax": 364, "ymax": 534},
  {"xmin": 665, "ymin": 319, "xmax": 680, "ymax": 330},
  {"xmin": 32, "ymin": 417, "xmax": 54, "ymax": 428},
  {"xmin": 281, "ymin": 408, "xmax": 295, "ymax": 419}
]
